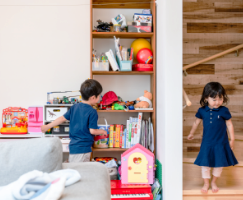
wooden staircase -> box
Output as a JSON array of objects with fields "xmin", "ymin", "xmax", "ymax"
[{"xmin": 183, "ymin": 137, "xmax": 243, "ymax": 200}]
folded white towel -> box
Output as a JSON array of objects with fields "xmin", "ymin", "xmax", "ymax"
[{"xmin": 0, "ymin": 169, "xmax": 81, "ymax": 200}]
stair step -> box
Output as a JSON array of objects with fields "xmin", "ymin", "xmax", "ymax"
[{"xmin": 183, "ymin": 163, "xmax": 243, "ymax": 199}]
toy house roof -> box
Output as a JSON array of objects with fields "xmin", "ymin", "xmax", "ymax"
[{"xmin": 122, "ymin": 143, "xmax": 154, "ymax": 157}]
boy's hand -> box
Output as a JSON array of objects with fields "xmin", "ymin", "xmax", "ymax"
[
  {"xmin": 230, "ymin": 140, "xmax": 234, "ymax": 150},
  {"xmin": 187, "ymin": 133, "xmax": 194, "ymax": 140},
  {"xmin": 102, "ymin": 130, "xmax": 107, "ymax": 137},
  {"xmin": 41, "ymin": 125, "xmax": 50, "ymax": 133}
]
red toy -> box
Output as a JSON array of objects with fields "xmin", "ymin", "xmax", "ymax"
[
  {"xmin": 136, "ymin": 48, "xmax": 153, "ymax": 64},
  {"xmin": 132, "ymin": 64, "xmax": 153, "ymax": 71}
]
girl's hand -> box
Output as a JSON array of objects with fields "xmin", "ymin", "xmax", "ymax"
[
  {"xmin": 187, "ymin": 133, "xmax": 194, "ymax": 140},
  {"xmin": 230, "ymin": 140, "xmax": 234, "ymax": 150}
]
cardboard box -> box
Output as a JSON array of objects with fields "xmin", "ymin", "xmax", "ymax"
[
  {"xmin": 128, "ymin": 22, "xmax": 152, "ymax": 33},
  {"xmin": 133, "ymin": 13, "xmax": 152, "ymax": 23}
]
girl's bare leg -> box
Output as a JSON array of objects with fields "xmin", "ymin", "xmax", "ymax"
[
  {"xmin": 211, "ymin": 176, "xmax": 219, "ymax": 193},
  {"xmin": 201, "ymin": 179, "xmax": 210, "ymax": 193}
]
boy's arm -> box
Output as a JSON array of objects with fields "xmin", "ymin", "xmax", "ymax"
[
  {"xmin": 187, "ymin": 117, "xmax": 202, "ymax": 140},
  {"xmin": 41, "ymin": 116, "xmax": 67, "ymax": 133},
  {"xmin": 226, "ymin": 119, "xmax": 235, "ymax": 150},
  {"xmin": 90, "ymin": 128, "xmax": 107, "ymax": 136}
]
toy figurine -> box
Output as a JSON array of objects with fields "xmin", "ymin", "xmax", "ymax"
[
  {"xmin": 134, "ymin": 90, "xmax": 152, "ymax": 108},
  {"xmin": 125, "ymin": 101, "xmax": 136, "ymax": 106},
  {"xmin": 95, "ymin": 19, "xmax": 113, "ymax": 32},
  {"xmin": 114, "ymin": 103, "xmax": 124, "ymax": 110}
]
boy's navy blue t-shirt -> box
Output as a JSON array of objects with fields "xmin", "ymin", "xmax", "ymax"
[{"xmin": 63, "ymin": 103, "xmax": 98, "ymax": 154}]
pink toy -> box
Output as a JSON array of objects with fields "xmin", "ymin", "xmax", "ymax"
[
  {"xmin": 121, "ymin": 143, "xmax": 155, "ymax": 184},
  {"xmin": 28, "ymin": 106, "xmax": 43, "ymax": 133}
]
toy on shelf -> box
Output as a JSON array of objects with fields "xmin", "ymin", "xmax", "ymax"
[
  {"xmin": 93, "ymin": 118, "xmax": 110, "ymax": 148},
  {"xmin": 47, "ymin": 90, "xmax": 80, "ymax": 104},
  {"xmin": 121, "ymin": 143, "xmax": 155, "ymax": 184},
  {"xmin": 0, "ymin": 107, "xmax": 28, "ymax": 134},
  {"xmin": 28, "ymin": 106, "xmax": 43, "ymax": 133},
  {"xmin": 134, "ymin": 90, "xmax": 153, "ymax": 109},
  {"xmin": 136, "ymin": 48, "xmax": 153, "ymax": 64},
  {"xmin": 130, "ymin": 38, "xmax": 151, "ymax": 59}
]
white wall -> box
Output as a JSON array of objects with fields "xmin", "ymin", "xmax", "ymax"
[
  {"xmin": 157, "ymin": 0, "xmax": 183, "ymax": 200},
  {"xmin": 0, "ymin": 0, "xmax": 90, "ymax": 122}
]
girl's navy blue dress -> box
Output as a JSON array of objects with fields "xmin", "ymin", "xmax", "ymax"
[{"xmin": 194, "ymin": 106, "xmax": 238, "ymax": 167}]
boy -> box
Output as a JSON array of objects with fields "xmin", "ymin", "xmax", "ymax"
[{"xmin": 41, "ymin": 79, "xmax": 107, "ymax": 162}]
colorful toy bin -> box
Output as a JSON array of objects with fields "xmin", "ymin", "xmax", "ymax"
[
  {"xmin": 121, "ymin": 143, "xmax": 155, "ymax": 184},
  {"xmin": 93, "ymin": 118, "xmax": 110, "ymax": 148}
]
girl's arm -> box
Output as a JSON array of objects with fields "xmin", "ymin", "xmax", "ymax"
[
  {"xmin": 226, "ymin": 119, "xmax": 235, "ymax": 150},
  {"xmin": 187, "ymin": 118, "xmax": 202, "ymax": 140}
]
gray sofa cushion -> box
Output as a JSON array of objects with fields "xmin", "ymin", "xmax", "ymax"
[
  {"xmin": 61, "ymin": 162, "xmax": 111, "ymax": 200},
  {"xmin": 0, "ymin": 137, "xmax": 62, "ymax": 186}
]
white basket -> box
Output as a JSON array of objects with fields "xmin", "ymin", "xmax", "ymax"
[{"xmin": 92, "ymin": 62, "xmax": 109, "ymax": 71}]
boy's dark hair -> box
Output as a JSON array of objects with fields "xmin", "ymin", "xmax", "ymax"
[
  {"xmin": 200, "ymin": 82, "xmax": 229, "ymax": 107},
  {"xmin": 80, "ymin": 79, "xmax": 102, "ymax": 101}
]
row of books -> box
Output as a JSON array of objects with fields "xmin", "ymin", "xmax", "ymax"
[{"xmin": 108, "ymin": 113, "xmax": 154, "ymax": 151}]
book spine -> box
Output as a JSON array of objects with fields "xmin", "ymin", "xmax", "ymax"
[
  {"xmin": 120, "ymin": 125, "xmax": 123, "ymax": 148},
  {"xmin": 123, "ymin": 128, "xmax": 126, "ymax": 148},
  {"xmin": 137, "ymin": 112, "xmax": 143, "ymax": 144},
  {"xmin": 113, "ymin": 125, "xmax": 116, "ymax": 147},
  {"xmin": 130, "ymin": 117, "xmax": 134, "ymax": 147},
  {"xmin": 109, "ymin": 125, "xmax": 114, "ymax": 148},
  {"xmin": 115, "ymin": 124, "xmax": 120, "ymax": 148},
  {"xmin": 134, "ymin": 118, "xmax": 138, "ymax": 145},
  {"xmin": 128, "ymin": 121, "xmax": 132, "ymax": 148},
  {"xmin": 126, "ymin": 120, "xmax": 130, "ymax": 148}
]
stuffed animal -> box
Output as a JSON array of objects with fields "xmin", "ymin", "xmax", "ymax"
[{"xmin": 134, "ymin": 90, "xmax": 152, "ymax": 108}]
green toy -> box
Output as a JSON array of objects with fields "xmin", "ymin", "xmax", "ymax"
[{"xmin": 114, "ymin": 103, "xmax": 124, "ymax": 110}]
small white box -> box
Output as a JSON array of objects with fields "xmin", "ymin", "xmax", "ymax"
[
  {"xmin": 61, "ymin": 138, "xmax": 70, "ymax": 152},
  {"xmin": 46, "ymin": 107, "xmax": 68, "ymax": 121},
  {"xmin": 92, "ymin": 62, "xmax": 109, "ymax": 71}
]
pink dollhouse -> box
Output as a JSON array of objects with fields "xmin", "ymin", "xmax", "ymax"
[{"xmin": 121, "ymin": 143, "xmax": 155, "ymax": 184}]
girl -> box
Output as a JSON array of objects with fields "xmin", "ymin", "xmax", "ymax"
[{"xmin": 187, "ymin": 82, "xmax": 238, "ymax": 193}]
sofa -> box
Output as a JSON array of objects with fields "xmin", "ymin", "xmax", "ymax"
[{"xmin": 0, "ymin": 137, "xmax": 111, "ymax": 200}]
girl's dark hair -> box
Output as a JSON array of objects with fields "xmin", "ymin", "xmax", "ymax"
[
  {"xmin": 200, "ymin": 82, "xmax": 229, "ymax": 107},
  {"xmin": 80, "ymin": 79, "xmax": 103, "ymax": 101}
]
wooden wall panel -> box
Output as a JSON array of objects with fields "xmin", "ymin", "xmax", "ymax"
[
  {"xmin": 187, "ymin": 23, "xmax": 243, "ymax": 33},
  {"xmin": 183, "ymin": 0, "xmax": 243, "ymax": 158}
]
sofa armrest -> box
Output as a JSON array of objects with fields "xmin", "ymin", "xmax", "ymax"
[{"xmin": 61, "ymin": 162, "xmax": 111, "ymax": 200}]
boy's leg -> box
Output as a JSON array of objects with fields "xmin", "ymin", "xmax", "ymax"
[
  {"xmin": 69, "ymin": 153, "xmax": 91, "ymax": 163},
  {"xmin": 211, "ymin": 167, "xmax": 223, "ymax": 193},
  {"xmin": 201, "ymin": 166, "xmax": 210, "ymax": 193}
]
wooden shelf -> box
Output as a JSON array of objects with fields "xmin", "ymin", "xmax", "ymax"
[
  {"xmin": 92, "ymin": 32, "xmax": 153, "ymax": 39},
  {"xmin": 92, "ymin": 148, "xmax": 128, "ymax": 152},
  {"xmin": 92, "ymin": 0, "xmax": 151, "ymax": 9},
  {"xmin": 92, "ymin": 71, "xmax": 153, "ymax": 75},
  {"xmin": 97, "ymin": 110, "xmax": 153, "ymax": 113}
]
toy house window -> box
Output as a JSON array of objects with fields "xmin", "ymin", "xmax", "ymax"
[
  {"xmin": 14, "ymin": 112, "xmax": 18, "ymax": 116},
  {"xmin": 133, "ymin": 157, "xmax": 142, "ymax": 164}
]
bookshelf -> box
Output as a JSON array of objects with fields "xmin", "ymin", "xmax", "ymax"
[{"xmin": 90, "ymin": 0, "xmax": 156, "ymax": 156}]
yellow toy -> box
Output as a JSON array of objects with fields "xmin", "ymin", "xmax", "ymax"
[
  {"xmin": 131, "ymin": 38, "xmax": 151, "ymax": 59},
  {"xmin": 134, "ymin": 90, "xmax": 153, "ymax": 109}
]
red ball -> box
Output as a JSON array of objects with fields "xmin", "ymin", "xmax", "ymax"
[{"xmin": 136, "ymin": 48, "xmax": 153, "ymax": 64}]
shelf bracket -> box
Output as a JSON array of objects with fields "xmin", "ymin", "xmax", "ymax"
[
  {"xmin": 183, "ymin": 70, "xmax": 188, "ymax": 77},
  {"xmin": 235, "ymin": 50, "xmax": 239, "ymax": 57}
]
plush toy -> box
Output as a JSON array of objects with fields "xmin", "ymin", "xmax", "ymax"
[{"xmin": 134, "ymin": 90, "xmax": 152, "ymax": 108}]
